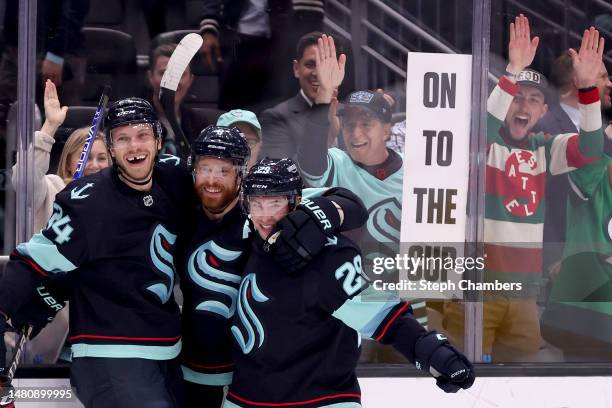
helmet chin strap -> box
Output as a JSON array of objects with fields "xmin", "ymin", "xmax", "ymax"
[{"xmin": 116, "ymin": 163, "xmax": 154, "ymax": 186}]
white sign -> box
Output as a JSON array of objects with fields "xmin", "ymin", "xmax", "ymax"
[{"xmin": 399, "ymin": 52, "xmax": 472, "ymax": 299}]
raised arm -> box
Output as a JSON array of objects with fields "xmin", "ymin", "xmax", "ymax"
[
  {"xmin": 298, "ymin": 34, "xmax": 346, "ymax": 177},
  {"xmin": 487, "ymin": 14, "xmax": 540, "ymax": 144},
  {"xmin": 547, "ymin": 27, "xmax": 606, "ymax": 177},
  {"xmin": 570, "ymin": 27, "xmax": 605, "ymax": 158},
  {"xmin": 11, "ymin": 80, "xmax": 68, "ymax": 217}
]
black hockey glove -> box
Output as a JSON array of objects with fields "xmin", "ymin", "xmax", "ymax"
[
  {"xmin": 8, "ymin": 283, "xmax": 67, "ymax": 340},
  {"xmin": 415, "ymin": 331, "xmax": 475, "ymax": 393},
  {"xmin": 267, "ymin": 196, "xmax": 341, "ymax": 274}
]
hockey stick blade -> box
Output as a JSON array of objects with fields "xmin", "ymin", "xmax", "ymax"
[
  {"xmin": 159, "ymin": 33, "xmax": 203, "ymax": 159},
  {"xmin": 73, "ymin": 84, "xmax": 112, "ymax": 180}
]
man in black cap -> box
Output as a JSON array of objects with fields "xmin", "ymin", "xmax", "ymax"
[{"xmin": 444, "ymin": 16, "xmax": 605, "ymax": 362}]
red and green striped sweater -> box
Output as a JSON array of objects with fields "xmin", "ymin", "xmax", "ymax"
[{"xmin": 485, "ymin": 76, "xmax": 603, "ymax": 285}]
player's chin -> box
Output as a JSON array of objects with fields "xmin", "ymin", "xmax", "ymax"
[
  {"xmin": 123, "ymin": 161, "xmax": 154, "ymax": 180},
  {"xmin": 254, "ymin": 224, "xmax": 274, "ymax": 239}
]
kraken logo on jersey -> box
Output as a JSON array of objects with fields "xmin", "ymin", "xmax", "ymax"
[
  {"xmin": 367, "ymin": 198, "xmax": 402, "ymax": 243},
  {"xmin": 187, "ymin": 240, "xmax": 242, "ymax": 318},
  {"xmin": 231, "ymin": 273, "xmax": 269, "ymax": 354},
  {"xmin": 147, "ymin": 224, "xmax": 177, "ymax": 304}
]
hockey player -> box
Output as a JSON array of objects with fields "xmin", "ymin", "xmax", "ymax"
[
  {"xmin": 180, "ymin": 126, "xmax": 369, "ymax": 406},
  {"xmin": 0, "ymin": 98, "xmax": 196, "ymax": 407},
  {"xmin": 223, "ymin": 158, "xmax": 474, "ymax": 407}
]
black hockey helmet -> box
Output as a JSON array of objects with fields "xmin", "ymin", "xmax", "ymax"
[
  {"xmin": 192, "ymin": 125, "xmax": 250, "ymax": 176},
  {"xmin": 105, "ymin": 98, "xmax": 162, "ymax": 146},
  {"xmin": 241, "ymin": 157, "xmax": 303, "ymax": 212}
]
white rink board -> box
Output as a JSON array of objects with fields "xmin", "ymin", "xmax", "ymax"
[
  {"xmin": 360, "ymin": 376, "xmax": 612, "ymax": 407},
  {"xmin": 12, "ymin": 376, "xmax": 612, "ymax": 407}
]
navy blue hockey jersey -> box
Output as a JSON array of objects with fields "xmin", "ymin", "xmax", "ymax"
[
  {"xmin": 179, "ymin": 187, "xmax": 366, "ymax": 387},
  {"xmin": 0, "ymin": 156, "xmax": 196, "ymax": 359},
  {"xmin": 225, "ymin": 233, "xmax": 427, "ymax": 408},
  {"xmin": 180, "ymin": 204, "xmax": 248, "ymax": 386}
]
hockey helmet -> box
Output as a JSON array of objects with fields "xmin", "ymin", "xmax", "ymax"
[
  {"xmin": 192, "ymin": 125, "xmax": 250, "ymax": 177},
  {"xmin": 241, "ymin": 158, "xmax": 303, "ymax": 212},
  {"xmin": 105, "ymin": 98, "xmax": 162, "ymax": 146}
]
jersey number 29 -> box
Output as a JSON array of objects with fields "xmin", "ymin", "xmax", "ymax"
[{"xmin": 335, "ymin": 255, "xmax": 363, "ymax": 296}]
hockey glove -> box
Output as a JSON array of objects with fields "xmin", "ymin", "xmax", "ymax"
[
  {"xmin": 415, "ymin": 331, "xmax": 475, "ymax": 393},
  {"xmin": 8, "ymin": 282, "xmax": 67, "ymax": 340},
  {"xmin": 267, "ymin": 196, "xmax": 341, "ymax": 274}
]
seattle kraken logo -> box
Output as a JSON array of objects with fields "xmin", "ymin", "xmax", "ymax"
[
  {"xmin": 231, "ymin": 273, "xmax": 269, "ymax": 354},
  {"xmin": 147, "ymin": 225, "xmax": 177, "ymax": 304},
  {"xmin": 367, "ymin": 198, "xmax": 402, "ymax": 243},
  {"xmin": 188, "ymin": 240, "xmax": 242, "ymax": 318}
]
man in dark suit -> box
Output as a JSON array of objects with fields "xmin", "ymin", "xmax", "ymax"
[
  {"xmin": 259, "ymin": 31, "xmax": 339, "ymax": 161},
  {"xmin": 537, "ymin": 50, "xmax": 612, "ymax": 287},
  {"xmin": 197, "ymin": 0, "xmax": 325, "ymax": 112}
]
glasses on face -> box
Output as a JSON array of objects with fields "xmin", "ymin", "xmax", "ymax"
[
  {"xmin": 112, "ymin": 131, "xmax": 156, "ymax": 148},
  {"xmin": 193, "ymin": 164, "xmax": 236, "ymax": 179}
]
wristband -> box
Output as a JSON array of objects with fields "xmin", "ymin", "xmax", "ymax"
[{"xmin": 505, "ymin": 71, "xmax": 519, "ymax": 81}]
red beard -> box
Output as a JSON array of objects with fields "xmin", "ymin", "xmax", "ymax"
[{"xmin": 198, "ymin": 182, "xmax": 237, "ymax": 212}]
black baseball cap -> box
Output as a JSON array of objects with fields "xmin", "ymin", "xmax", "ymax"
[
  {"xmin": 337, "ymin": 90, "xmax": 392, "ymax": 123},
  {"xmin": 516, "ymin": 69, "xmax": 549, "ymax": 101}
]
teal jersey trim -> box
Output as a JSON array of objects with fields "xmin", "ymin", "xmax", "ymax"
[
  {"xmin": 301, "ymin": 148, "xmax": 404, "ymax": 243},
  {"xmin": 303, "ymin": 187, "xmax": 328, "ymax": 199},
  {"xmin": 332, "ymin": 287, "xmax": 400, "ymax": 338},
  {"xmin": 71, "ymin": 340, "xmax": 181, "ymax": 360},
  {"xmin": 181, "ymin": 365, "xmax": 233, "ymax": 386},
  {"xmin": 16, "ymin": 233, "xmax": 77, "ymax": 273}
]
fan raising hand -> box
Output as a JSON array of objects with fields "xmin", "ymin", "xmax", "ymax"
[
  {"xmin": 507, "ymin": 14, "xmax": 540, "ymax": 76},
  {"xmin": 570, "ymin": 27, "xmax": 606, "ymax": 89}
]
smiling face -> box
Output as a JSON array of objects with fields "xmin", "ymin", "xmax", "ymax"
[
  {"xmin": 293, "ymin": 45, "xmax": 319, "ymax": 102},
  {"xmin": 341, "ymin": 108, "xmax": 391, "ymax": 166},
  {"xmin": 110, "ymin": 123, "xmax": 161, "ymax": 189},
  {"xmin": 67, "ymin": 139, "xmax": 110, "ymax": 177},
  {"xmin": 249, "ymin": 195, "xmax": 291, "ymax": 239},
  {"xmin": 505, "ymin": 85, "xmax": 548, "ymax": 142},
  {"xmin": 193, "ymin": 156, "xmax": 240, "ymax": 214}
]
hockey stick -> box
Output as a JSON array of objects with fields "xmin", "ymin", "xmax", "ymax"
[
  {"xmin": 73, "ymin": 84, "xmax": 112, "ymax": 179},
  {"xmin": 159, "ymin": 33, "xmax": 203, "ymax": 160},
  {"xmin": 0, "ymin": 326, "xmax": 31, "ymax": 407},
  {"xmin": 0, "ymin": 86, "xmax": 111, "ymax": 406}
]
